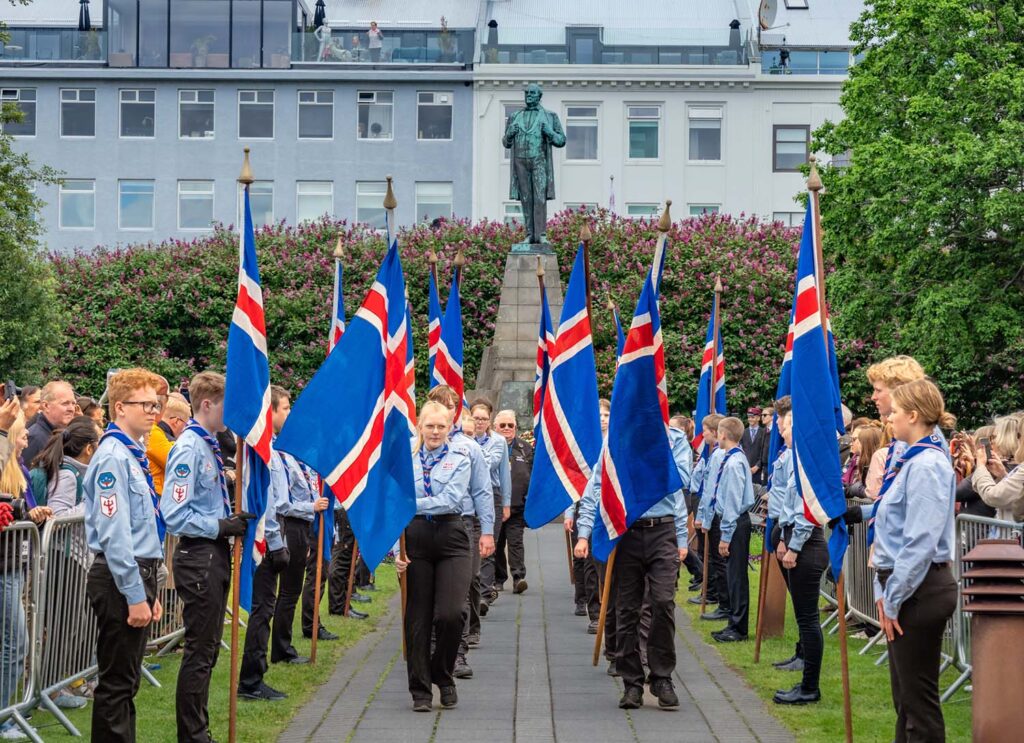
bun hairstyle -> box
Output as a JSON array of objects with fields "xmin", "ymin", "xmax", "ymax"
[
  {"xmin": 890, "ymin": 378, "xmax": 956, "ymax": 430},
  {"xmin": 415, "ymin": 400, "xmax": 453, "ymax": 453},
  {"xmin": 33, "ymin": 415, "xmax": 100, "ymax": 496}
]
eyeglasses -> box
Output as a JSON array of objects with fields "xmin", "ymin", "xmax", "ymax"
[
  {"xmin": 495, "ymin": 422, "xmax": 516, "ymax": 429},
  {"xmin": 121, "ymin": 400, "xmax": 162, "ymax": 414},
  {"xmin": 472, "ymin": 416, "xmax": 491, "ymax": 424}
]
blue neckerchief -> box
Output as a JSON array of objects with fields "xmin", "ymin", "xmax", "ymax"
[
  {"xmin": 709, "ymin": 446, "xmax": 743, "ymax": 512},
  {"xmin": 19, "ymin": 460, "xmax": 37, "ymax": 509},
  {"xmin": 419, "ymin": 444, "xmax": 449, "ymax": 498},
  {"xmin": 696, "ymin": 443, "xmax": 716, "ymax": 501},
  {"xmin": 102, "ymin": 423, "xmax": 166, "ymax": 542},
  {"xmin": 868, "ymin": 434, "xmax": 945, "ymax": 545},
  {"xmin": 476, "ymin": 434, "xmax": 491, "ymax": 447},
  {"xmin": 185, "ymin": 420, "xmax": 231, "ymax": 517}
]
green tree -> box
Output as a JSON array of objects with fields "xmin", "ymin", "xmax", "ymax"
[
  {"xmin": 0, "ymin": 0, "xmax": 63, "ymax": 382},
  {"xmin": 814, "ymin": 0, "xmax": 1024, "ymax": 423}
]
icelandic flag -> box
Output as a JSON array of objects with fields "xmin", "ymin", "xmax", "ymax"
[
  {"xmin": 427, "ymin": 268, "xmax": 443, "ymax": 382},
  {"xmin": 591, "ymin": 273, "xmax": 682, "ymax": 561},
  {"xmin": 525, "ymin": 246, "xmax": 602, "ymax": 528},
  {"xmin": 765, "ymin": 307, "xmax": 795, "ymax": 543},
  {"xmin": 533, "ymin": 282, "xmax": 555, "ymax": 436},
  {"xmin": 431, "ymin": 269, "xmax": 465, "ymax": 424},
  {"xmin": 275, "ymin": 241, "xmax": 416, "ymax": 571},
  {"xmin": 401, "ymin": 298, "xmax": 418, "ymax": 435},
  {"xmin": 691, "ymin": 296, "xmax": 727, "ymax": 459},
  {"xmin": 224, "ymin": 184, "xmax": 273, "ymax": 613},
  {"xmin": 329, "ymin": 255, "xmax": 346, "ymax": 353},
  {"xmin": 791, "ymin": 204, "xmax": 848, "ymax": 579}
]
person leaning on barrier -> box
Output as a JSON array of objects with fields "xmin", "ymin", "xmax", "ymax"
[
  {"xmin": 83, "ymin": 368, "xmax": 165, "ymax": 743},
  {"xmin": 29, "ymin": 415, "xmax": 99, "ymax": 517}
]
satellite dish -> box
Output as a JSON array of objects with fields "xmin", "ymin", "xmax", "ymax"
[{"xmin": 759, "ymin": 0, "xmax": 778, "ymax": 30}]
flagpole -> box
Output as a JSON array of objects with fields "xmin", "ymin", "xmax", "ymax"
[
  {"xmin": 344, "ymin": 541, "xmax": 360, "ymax": 617},
  {"xmin": 808, "ymin": 156, "xmax": 853, "ymax": 743},
  {"xmin": 592, "ymin": 547, "xmax": 616, "ymax": 666},
  {"xmin": 699, "ymin": 276, "xmax": 723, "ymax": 617},
  {"xmin": 428, "ymin": 249, "xmax": 439, "ymax": 287},
  {"xmin": 228, "ymin": 148, "xmax": 254, "ymax": 743},
  {"xmin": 580, "ymin": 222, "xmax": 594, "ymax": 333},
  {"xmin": 399, "ymin": 535, "xmax": 408, "ymax": 661},
  {"xmin": 753, "ymin": 539, "xmax": 771, "ymax": 662}
]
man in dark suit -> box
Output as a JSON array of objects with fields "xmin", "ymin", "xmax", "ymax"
[
  {"xmin": 492, "ymin": 410, "xmax": 532, "ymax": 593},
  {"xmin": 741, "ymin": 406, "xmax": 770, "ymax": 486}
]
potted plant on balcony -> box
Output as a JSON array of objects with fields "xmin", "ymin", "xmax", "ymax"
[
  {"xmin": 191, "ymin": 35, "xmax": 216, "ymax": 67},
  {"xmin": 439, "ymin": 16, "xmax": 455, "ymax": 62}
]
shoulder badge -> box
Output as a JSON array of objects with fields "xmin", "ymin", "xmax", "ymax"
[
  {"xmin": 172, "ymin": 483, "xmax": 189, "ymax": 504},
  {"xmin": 99, "ymin": 494, "xmax": 117, "ymax": 518},
  {"xmin": 97, "ymin": 472, "xmax": 116, "ymax": 490},
  {"xmin": 174, "ymin": 463, "xmax": 191, "ymax": 478}
]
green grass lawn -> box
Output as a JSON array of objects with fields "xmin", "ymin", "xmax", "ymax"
[
  {"xmin": 678, "ymin": 536, "xmax": 972, "ymax": 743},
  {"xmin": 31, "ymin": 566, "xmax": 398, "ymax": 742}
]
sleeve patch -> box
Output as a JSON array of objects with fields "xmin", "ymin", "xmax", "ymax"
[
  {"xmin": 174, "ymin": 463, "xmax": 191, "ymax": 478},
  {"xmin": 172, "ymin": 483, "xmax": 189, "ymax": 503},
  {"xmin": 97, "ymin": 472, "xmax": 116, "ymax": 490},
  {"xmin": 100, "ymin": 494, "xmax": 118, "ymax": 517}
]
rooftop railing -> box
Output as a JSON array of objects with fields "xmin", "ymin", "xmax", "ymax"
[{"xmin": 0, "ymin": 28, "xmax": 107, "ymax": 64}]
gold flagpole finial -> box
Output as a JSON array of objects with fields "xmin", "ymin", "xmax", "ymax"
[
  {"xmin": 454, "ymin": 247, "xmax": 466, "ymax": 268},
  {"xmin": 657, "ymin": 199, "xmax": 672, "ymax": 232},
  {"xmin": 333, "ymin": 234, "xmax": 344, "ymax": 260},
  {"xmin": 807, "ymin": 154, "xmax": 823, "ymax": 192},
  {"xmin": 715, "ymin": 276, "xmax": 724, "ymax": 294},
  {"xmin": 427, "ymin": 249, "xmax": 438, "ymax": 266},
  {"xmin": 536, "ymin": 255, "xmax": 545, "ymax": 278},
  {"xmin": 580, "ymin": 221, "xmax": 592, "ymax": 242},
  {"xmin": 384, "ymin": 175, "xmax": 398, "ymax": 209},
  {"xmin": 607, "ymin": 297, "xmax": 616, "ymax": 312},
  {"xmin": 238, "ymin": 147, "xmax": 254, "ymax": 185}
]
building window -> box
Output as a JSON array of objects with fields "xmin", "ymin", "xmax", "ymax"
[
  {"xmin": 238, "ymin": 181, "xmax": 274, "ymax": 227},
  {"xmin": 1, "ymin": 88, "xmax": 36, "ymax": 136},
  {"xmin": 120, "ymin": 89, "xmax": 155, "ymax": 138},
  {"xmin": 502, "ymin": 103, "xmax": 525, "ymax": 160},
  {"xmin": 178, "ymin": 180, "xmax": 215, "ymax": 230},
  {"xmin": 60, "ymin": 89, "xmax": 96, "ymax": 138},
  {"xmin": 356, "ymin": 181, "xmax": 387, "ymax": 228},
  {"xmin": 298, "ymin": 90, "xmax": 333, "ymax": 139},
  {"xmin": 565, "ymin": 105, "xmax": 599, "ymax": 161},
  {"xmin": 417, "ymin": 92, "xmax": 453, "ymax": 140},
  {"xmin": 414, "ymin": 182, "xmax": 453, "ymax": 223},
  {"xmin": 239, "ymin": 90, "xmax": 274, "ymax": 139},
  {"xmin": 626, "ymin": 204, "xmax": 659, "ymax": 219},
  {"xmin": 688, "ymin": 204, "xmax": 720, "ymax": 216},
  {"xmin": 503, "ymin": 202, "xmax": 523, "ymax": 226},
  {"xmin": 563, "ymin": 203, "xmax": 598, "ymax": 213},
  {"xmin": 179, "ymin": 89, "xmax": 214, "ymax": 138},
  {"xmin": 59, "ymin": 180, "xmax": 95, "ymax": 229},
  {"xmin": 772, "ymin": 211, "xmax": 804, "ymax": 227},
  {"xmin": 688, "ymin": 107, "xmax": 722, "ymax": 162},
  {"xmin": 773, "ymin": 125, "xmax": 810, "ymax": 172},
  {"xmin": 784, "ymin": 0, "xmax": 809, "ymax": 8},
  {"xmin": 169, "ymin": 0, "xmax": 229, "ymax": 68},
  {"xmin": 118, "ymin": 180, "xmax": 155, "ymax": 230},
  {"xmin": 296, "ymin": 181, "xmax": 333, "ymax": 222},
  {"xmin": 357, "ymin": 91, "xmax": 393, "ymax": 140},
  {"xmin": 627, "ymin": 105, "xmax": 660, "ymax": 160}
]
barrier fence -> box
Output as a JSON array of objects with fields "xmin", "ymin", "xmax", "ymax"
[{"xmin": 0, "ymin": 521, "xmax": 42, "ymax": 743}]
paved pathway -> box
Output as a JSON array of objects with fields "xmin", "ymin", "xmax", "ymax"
[{"xmin": 280, "ymin": 524, "xmax": 794, "ymax": 743}]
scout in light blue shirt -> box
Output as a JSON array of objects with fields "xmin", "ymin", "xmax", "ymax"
[
  {"xmin": 857, "ymin": 425, "xmax": 950, "ymax": 520},
  {"xmin": 161, "ymin": 425, "xmax": 229, "ymax": 540},
  {"xmin": 476, "ymin": 431, "xmax": 512, "ymax": 509},
  {"xmin": 85, "ymin": 435, "xmax": 163, "ymax": 605},
  {"xmin": 262, "ymin": 444, "xmax": 290, "ymax": 552},
  {"xmin": 713, "ymin": 448, "xmax": 755, "ymax": 545},
  {"xmin": 413, "ymin": 441, "xmax": 474, "ymax": 514},
  {"xmin": 452, "ymin": 430, "xmax": 495, "ymax": 537},
  {"xmin": 776, "ymin": 451, "xmax": 816, "ymax": 553},
  {"xmin": 695, "ymin": 446, "xmax": 726, "ymax": 527},
  {"xmin": 278, "ymin": 450, "xmax": 318, "ymax": 521},
  {"xmin": 767, "ymin": 448, "xmax": 790, "ymax": 527},
  {"xmin": 871, "ymin": 447, "xmax": 955, "ymax": 619}
]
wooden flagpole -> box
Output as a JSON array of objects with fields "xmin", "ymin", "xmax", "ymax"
[
  {"xmin": 808, "ymin": 155, "xmax": 853, "ymax": 743},
  {"xmin": 344, "ymin": 541, "xmax": 360, "ymax": 616},
  {"xmin": 753, "ymin": 541, "xmax": 771, "ymax": 662},
  {"xmin": 399, "ymin": 535, "xmax": 408, "ymax": 661},
  {"xmin": 592, "ymin": 547, "xmax": 617, "ymax": 666},
  {"xmin": 699, "ymin": 276, "xmax": 723, "ymax": 616}
]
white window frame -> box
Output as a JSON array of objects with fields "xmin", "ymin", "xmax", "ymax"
[
  {"xmin": 238, "ymin": 90, "xmax": 275, "ymax": 140},
  {"xmin": 564, "ymin": 104, "xmax": 600, "ymax": 163},
  {"xmin": 357, "ymin": 91, "xmax": 394, "ymax": 142},
  {"xmin": 297, "ymin": 90, "xmax": 334, "ymax": 140},
  {"xmin": 237, "ymin": 181, "xmax": 274, "ymax": 228},
  {"xmin": 772, "ymin": 211, "xmax": 804, "ymax": 227},
  {"xmin": 625, "ymin": 103, "xmax": 662, "ymax": 162},
  {"xmin": 563, "ymin": 203, "xmax": 598, "ymax": 213},
  {"xmin": 178, "ymin": 89, "xmax": 215, "ymax": 140},
  {"xmin": 118, "ymin": 180, "xmax": 156, "ymax": 231},
  {"xmin": 356, "ymin": 181, "xmax": 388, "ymax": 228},
  {"xmin": 416, "ymin": 91, "xmax": 453, "ymax": 141},
  {"xmin": 688, "ymin": 204, "xmax": 720, "ymax": 216},
  {"xmin": 58, "ymin": 179, "xmax": 96, "ymax": 230},
  {"xmin": 501, "ymin": 102, "xmax": 526, "ymax": 161},
  {"xmin": 625, "ymin": 203, "xmax": 659, "ymax": 219},
  {"xmin": 773, "ymin": 125, "xmax": 811, "ymax": 172},
  {"xmin": 60, "ymin": 88, "xmax": 96, "ymax": 139},
  {"xmin": 414, "ymin": 181, "xmax": 454, "ymax": 223},
  {"xmin": 1, "ymin": 88, "xmax": 37, "ymax": 137},
  {"xmin": 177, "ymin": 180, "xmax": 215, "ymax": 231},
  {"xmin": 296, "ymin": 181, "xmax": 334, "ymax": 223},
  {"xmin": 687, "ymin": 106, "xmax": 723, "ymax": 164},
  {"xmin": 503, "ymin": 202, "xmax": 523, "ymax": 226},
  {"xmin": 119, "ymin": 88, "xmax": 156, "ymax": 139}
]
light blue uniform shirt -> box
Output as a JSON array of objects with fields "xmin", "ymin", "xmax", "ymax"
[
  {"xmin": 161, "ymin": 428, "xmax": 227, "ymax": 540},
  {"xmin": 767, "ymin": 448, "xmax": 790, "ymax": 522},
  {"xmin": 476, "ymin": 433, "xmax": 512, "ymax": 508},
  {"xmin": 776, "ymin": 452, "xmax": 816, "ymax": 552},
  {"xmin": 575, "ymin": 455, "xmax": 602, "ymax": 542},
  {"xmin": 713, "ymin": 450, "xmax": 755, "ymax": 544},
  {"xmin": 451, "ymin": 431, "xmax": 495, "ymax": 536},
  {"xmin": 278, "ymin": 450, "xmax": 317, "ymax": 521},
  {"xmin": 262, "ymin": 445, "xmax": 289, "ymax": 552},
  {"xmin": 871, "ymin": 448, "xmax": 955, "ymax": 618},
  {"xmin": 84, "ymin": 435, "xmax": 163, "ymax": 605},
  {"xmin": 859, "ymin": 426, "xmax": 950, "ymax": 519},
  {"xmin": 696, "ymin": 447, "xmax": 725, "ymax": 526},
  {"xmin": 414, "ymin": 442, "xmax": 474, "ymax": 515}
]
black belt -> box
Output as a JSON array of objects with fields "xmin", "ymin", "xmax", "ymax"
[
  {"xmin": 876, "ymin": 562, "xmax": 950, "ymax": 580},
  {"xmin": 414, "ymin": 514, "xmax": 463, "ymax": 523},
  {"xmin": 96, "ymin": 554, "xmax": 162, "ymax": 569},
  {"xmin": 632, "ymin": 515, "xmax": 675, "ymax": 529},
  {"xmin": 281, "ymin": 515, "xmax": 312, "ymax": 525},
  {"xmin": 179, "ymin": 535, "xmax": 230, "ymax": 549}
]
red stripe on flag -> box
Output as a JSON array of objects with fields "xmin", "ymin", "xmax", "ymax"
[
  {"xmin": 600, "ymin": 450, "xmax": 627, "ymax": 536},
  {"xmin": 330, "ymin": 406, "xmax": 385, "ymax": 506},
  {"xmin": 236, "ymin": 285, "xmax": 267, "ymax": 338},
  {"xmin": 540, "ymin": 397, "xmax": 591, "ymax": 497},
  {"xmin": 552, "ymin": 316, "xmax": 592, "ymax": 358},
  {"xmin": 794, "ymin": 286, "xmax": 819, "ymax": 324}
]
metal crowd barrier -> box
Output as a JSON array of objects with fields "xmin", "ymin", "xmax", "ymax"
[{"xmin": 0, "ymin": 521, "xmax": 43, "ymax": 743}]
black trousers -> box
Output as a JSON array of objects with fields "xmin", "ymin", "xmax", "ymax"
[
  {"xmin": 881, "ymin": 564, "xmax": 957, "ymax": 743},
  {"xmin": 272, "ymin": 517, "xmax": 310, "ymax": 662},
  {"xmin": 459, "ymin": 516, "xmax": 481, "ymax": 654},
  {"xmin": 772, "ymin": 523, "xmax": 803, "ymax": 661},
  {"xmin": 87, "ymin": 556, "xmax": 159, "ymax": 743},
  {"xmin": 328, "ymin": 508, "xmax": 356, "ymax": 614},
  {"xmin": 784, "ymin": 526, "xmax": 827, "ymax": 691},
  {"xmin": 238, "ymin": 552, "xmax": 288, "ymax": 693},
  {"xmin": 683, "ymin": 494, "xmax": 704, "ymax": 581},
  {"xmin": 614, "ymin": 522, "xmax": 678, "ymax": 689},
  {"xmin": 478, "ymin": 491, "xmax": 503, "ymax": 591},
  {"xmin": 722, "ymin": 512, "xmax": 751, "ymax": 636},
  {"xmin": 173, "ymin": 537, "xmax": 231, "ymax": 743},
  {"xmin": 495, "ymin": 506, "xmax": 526, "ymax": 585},
  {"xmin": 572, "ymin": 514, "xmax": 601, "ymax": 620},
  {"xmin": 354, "ymin": 557, "xmax": 372, "ymax": 588},
  {"xmin": 707, "ymin": 517, "xmax": 728, "ymax": 607},
  {"xmin": 404, "ymin": 516, "xmax": 473, "ymax": 700},
  {"xmin": 595, "ymin": 556, "xmax": 618, "ymax": 661}
]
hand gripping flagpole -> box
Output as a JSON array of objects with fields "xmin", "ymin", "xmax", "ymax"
[
  {"xmin": 699, "ymin": 276, "xmax": 723, "ymax": 617},
  {"xmin": 808, "ymin": 155, "xmax": 853, "ymax": 743},
  {"xmin": 228, "ymin": 147, "xmax": 254, "ymax": 743}
]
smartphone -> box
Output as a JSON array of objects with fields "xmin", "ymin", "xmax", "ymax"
[
  {"xmin": 3, "ymin": 380, "xmax": 21, "ymax": 401},
  {"xmin": 978, "ymin": 437, "xmax": 992, "ymax": 461}
]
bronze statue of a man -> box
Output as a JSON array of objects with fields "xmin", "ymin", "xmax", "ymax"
[{"xmin": 502, "ymin": 84, "xmax": 565, "ymax": 248}]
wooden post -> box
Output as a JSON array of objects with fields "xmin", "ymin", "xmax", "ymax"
[
  {"xmin": 753, "ymin": 544, "xmax": 772, "ymax": 662},
  {"xmin": 580, "ymin": 222, "xmax": 594, "ymax": 332},
  {"xmin": 310, "ymin": 498, "xmax": 325, "ymax": 664},
  {"xmin": 592, "ymin": 547, "xmax": 617, "ymax": 666},
  {"xmin": 344, "ymin": 540, "xmax": 360, "ymax": 616},
  {"xmin": 699, "ymin": 276, "xmax": 724, "ymax": 616},
  {"xmin": 399, "ymin": 534, "xmax": 408, "ymax": 661},
  {"xmin": 564, "ymin": 531, "xmax": 575, "ymax": 585}
]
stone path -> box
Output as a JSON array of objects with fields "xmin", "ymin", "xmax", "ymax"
[{"xmin": 279, "ymin": 524, "xmax": 794, "ymax": 743}]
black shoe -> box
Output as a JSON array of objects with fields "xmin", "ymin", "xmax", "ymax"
[
  {"xmin": 350, "ymin": 593, "xmax": 372, "ymax": 604},
  {"xmin": 495, "ymin": 582, "xmax": 505, "ymax": 592},
  {"xmin": 687, "ymin": 595, "xmax": 715, "ymax": 606},
  {"xmin": 439, "ymin": 686, "xmax": 458, "ymax": 709},
  {"xmin": 466, "ymin": 633, "xmax": 480, "ymax": 647},
  {"xmin": 453, "ymin": 657, "xmax": 473, "ymax": 679},
  {"xmin": 479, "ymin": 600, "xmax": 489, "ymax": 617},
  {"xmin": 239, "ymin": 682, "xmax": 287, "ymax": 701},
  {"xmin": 358, "ymin": 583, "xmax": 377, "ymax": 592},
  {"xmin": 650, "ymin": 679, "xmax": 679, "ymax": 709},
  {"xmin": 775, "ymin": 657, "xmax": 805, "ymax": 672},
  {"xmin": 700, "ymin": 608, "xmax": 729, "ymax": 621},
  {"xmin": 772, "ymin": 654, "xmax": 799, "ymax": 669},
  {"xmin": 773, "ymin": 684, "xmax": 821, "ymax": 705},
  {"xmin": 412, "ymin": 698, "xmax": 432, "ymax": 712},
  {"xmin": 345, "ymin": 607, "xmax": 369, "ymax": 620},
  {"xmin": 587, "ymin": 619, "xmax": 598, "ymax": 635},
  {"xmin": 303, "ymin": 627, "xmax": 339, "ymax": 640},
  {"xmin": 513, "ymin": 579, "xmax": 528, "ymax": 594},
  {"xmin": 607, "ymin": 661, "xmax": 620, "ymax": 677},
  {"xmin": 712, "ymin": 629, "xmax": 747, "ymax": 643},
  {"xmin": 618, "ymin": 686, "xmax": 643, "ymax": 709},
  {"xmin": 575, "ymin": 602, "xmax": 588, "ymax": 616},
  {"xmin": 278, "ymin": 655, "xmax": 309, "ymax": 664}
]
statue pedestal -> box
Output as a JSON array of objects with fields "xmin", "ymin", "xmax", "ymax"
[
  {"xmin": 510, "ymin": 240, "xmax": 555, "ymax": 255},
  {"xmin": 468, "ymin": 252, "xmax": 563, "ymax": 428}
]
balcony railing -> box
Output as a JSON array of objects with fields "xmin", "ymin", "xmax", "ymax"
[
  {"xmin": 292, "ymin": 28, "xmax": 474, "ymax": 66},
  {"xmin": 761, "ymin": 49, "xmax": 851, "ymax": 75},
  {"xmin": 0, "ymin": 28, "xmax": 107, "ymax": 64}
]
